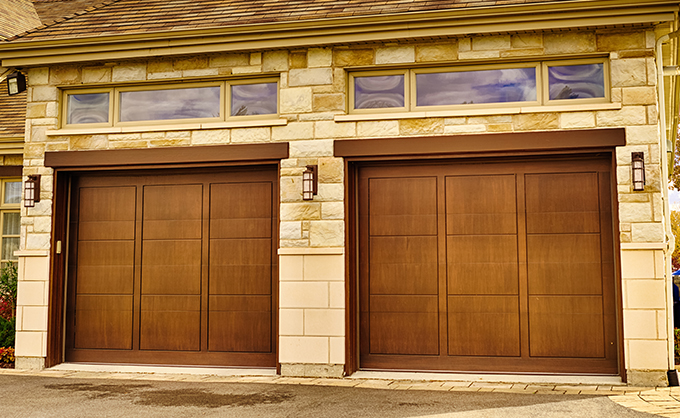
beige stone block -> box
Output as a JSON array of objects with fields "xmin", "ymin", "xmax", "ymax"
[
  {"xmin": 303, "ymin": 254, "xmax": 344, "ymax": 281},
  {"xmin": 376, "ymin": 46, "xmax": 415, "ymax": 64},
  {"xmin": 560, "ymin": 112, "xmax": 596, "ymax": 129},
  {"xmin": 329, "ymin": 336, "xmax": 345, "ymax": 364},
  {"xmin": 280, "ymin": 255, "xmax": 303, "ymax": 281},
  {"xmin": 281, "ymin": 87, "xmax": 313, "ymax": 113},
  {"xmin": 500, "ymin": 48, "xmax": 544, "ymax": 58},
  {"xmin": 473, "ymin": 35, "xmax": 510, "ymax": 50},
  {"xmin": 26, "ymin": 233, "xmax": 50, "ymax": 250},
  {"xmin": 321, "ymin": 202, "xmax": 344, "ymax": 220},
  {"xmin": 458, "ymin": 50, "xmax": 500, "ymax": 60},
  {"xmin": 329, "ymin": 282, "xmax": 344, "ymax": 309},
  {"xmin": 289, "ymin": 68, "xmax": 333, "ymax": 87},
  {"xmin": 304, "ymin": 309, "xmax": 344, "ymax": 336},
  {"xmin": 512, "ymin": 34, "xmax": 542, "ymax": 48},
  {"xmin": 544, "ymin": 32, "xmax": 596, "ymax": 54},
  {"xmin": 281, "ymin": 176, "xmax": 302, "ymax": 202},
  {"xmin": 281, "ymin": 203, "xmax": 321, "ymax": 221},
  {"xmin": 26, "ymin": 103, "xmax": 47, "ymax": 119},
  {"xmin": 625, "ymin": 125, "xmax": 658, "ymax": 145},
  {"xmin": 444, "ymin": 117, "xmax": 467, "ymax": 125},
  {"xmin": 596, "ymin": 107, "xmax": 646, "ymax": 126},
  {"xmin": 313, "ymin": 94, "xmax": 345, "ymax": 112},
  {"xmin": 191, "ymin": 130, "xmax": 229, "ymax": 145},
  {"xmin": 416, "ymin": 44, "xmax": 457, "ymax": 62},
  {"xmin": 82, "ymin": 67, "xmax": 111, "ymax": 83},
  {"xmin": 272, "ymin": 123, "xmax": 314, "ymax": 141},
  {"xmin": 50, "ymin": 66, "xmax": 80, "ymax": 84},
  {"xmin": 611, "ymin": 88, "xmax": 622, "ymax": 103},
  {"xmin": 22, "ymin": 306, "xmax": 48, "ymax": 331},
  {"xmin": 646, "ymin": 57, "xmax": 656, "ymax": 86},
  {"xmin": 624, "ymin": 280, "xmax": 666, "ymax": 308},
  {"xmin": 17, "ymin": 281, "xmax": 45, "ymax": 306},
  {"xmin": 654, "ymin": 250, "xmax": 665, "ymax": 279},
  {"xmin": 468, "ymin": 115, "xmax": 512, "ymax": 124},
  {"xmin": 622, "ymin": 87, "xmax": 656, "ymax": 105},
  {"xmin": 32, "ymin": 217, "xmax": 51, "ymax": 233},
  {"xmin": 27, "ymin": 68, "xmax": 48, "ymax": 86},
  {"xmin": 514, "ymin": 113, "xmax": 559, "ymax": 130},
  {"xmin": 623, "ymin": 309, "xmax": 658, "ymax": 339},
  {"xmin": 32, "ymin": 86, "xmax": 57, "ymax": 102},
  {"xmin": 31, "ymin": 118, "xmax": 58, "ymax": 127},
  {"xmin": 319, "ymin": 158, "xmax": 343, "ymax": 183},
  {"xmin": 316, "ymin": 183, "xmax": 343, "ymax": 202},
  {"xmin": 289, "ymin": 139, "xmax": 333, "ymax": 158},
  {"xmin": 315, "ymin": 121, "xmax": 355, "ymax": 139},
  {"xmin": 647, "ymin": 105, "xmax": 658, "ymax": 124},
  {"xmin": 147, "ymin": 59, "xmax": 173, "ymax": 73},
  {"xmin": 598, "ymin": 32, "xmax": 645, "ymax": 52},
  {"xmin": 627, "ymin": 340, "xmax": 669, "ymax": 370},
  {"xmin": 232, "ymin": 65, "xmax": 262, "ymax": 74},
  {"xmin": 279, "ymin": 336, "xmax": 329, "ymax": 363},
  {"xmin": 112, "ymin": 63, "xmax": 147, "ymax": 82},
  {"xmin": 657, "ymin": 310, "xmax": 668, "ymax": 339},
  {"xmin": 152, "ymin": 139, "xmax": 190, "ymax": 147},
  {"xmin": 611, "ymin": 59, "xmax": 647, "ymax": 87},
  {"xmin": 444, "ymin": 124, "xmax": 486, "ymax": 134},
  {"xmin": 309, "ymin": 220, "xmax": 344, "ymax": 247},
  {"xmin": 280, "ymin": 309, "xmax": 304, "ymax": 335},
  {"xmin": 148, "ymin": 71, "xmax": 182, "ymax": 80},
  {"xmin": 619, "ymin": 202, "xmax": 653, "ymax": 222},
  {"xmin": 22, "ymin": 255, "xmax": 49, "ymax": 282},
  {"xmin": 70, "ymin": 135, "xmax": 108, "ymax": 150},
  {"xmin": 621, "ymin": 250, "xmax": 655, "ymax": 279},
  {"xmin": 15, "ymin": 331, "xmax": 44, "ymax": 358},
  {"xmin": 631, "ymin": 222, "xmax": 664, "ymax": 242},
  {"xmin": 141, "ymin": 132, "xmax": 166, "ymax": 140},
  {"xmin": 210, "ymin": 53, "xmax": 249, "ymax": 67},
  {"xmin": 399, "ymin": 119, "xmax": 444, "ymax": 135},
  {"xmin": 280, "ymin": 282, "xmax": 329, "ymax": 308},
  {"xmin": 357, "ymin": 120, "xmax": 399, "ymax": 137},
  {"xmin": 458, "ymin": 38, "xmax": 471, "ymax": 51},
  {"xmin": 182, "ymin": 69, "xmax": 219, "ymax": 77},
  {"xmin": 308, "ymin": 48, "xmax": 332, "ymax": 68},
  {"xmin": 290, "ymin": 51, "xmax": 308, "ymax": 69},
  {"xmin": 334, "ymin": 49, "xmax": 374, "ymax": 66},
  {"xmin": 231, "ymin": 127, "xmax": 270, "ymax": 143},
  {"xmin": 173, "ymin": 56, "xmax": 208, "ymax": 71},
  {"xmin": 249, "ymin": 52, "xmax": 262, "ymax": 65},
  {"xmin": 262, "ymin": 50, "xmax": 289, "ymax": 72},
  {"xmin": 281, "ymin": 221, "xmax": 302, "ymax": 240}
]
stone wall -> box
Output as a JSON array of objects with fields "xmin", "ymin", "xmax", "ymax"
[{"xmin": 14, "ymin": 27, "xmax": 673, "ymax": 383}]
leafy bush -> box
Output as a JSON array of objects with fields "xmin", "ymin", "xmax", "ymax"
[
  {"xmin": 0, "ymin": 347, "xmax": 14, "ymax": 367},
  {"xmin": 0, "ymin": 264, "xmax": 17, "ymax": 320},
  {"xmin": 0, "ymin": 317, "xmax": 15, "ymax": 348}
]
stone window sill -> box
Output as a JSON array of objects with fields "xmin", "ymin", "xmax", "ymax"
[
  {"xmin": 46, "ymin": 118, "xmax": 288, "ymax": 136},
  {"xmin": 334, "ymin": 103, "xmax": 623, "ymax": 122}
]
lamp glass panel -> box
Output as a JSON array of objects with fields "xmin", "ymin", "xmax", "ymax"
[
  {"xmin": 4, "ymin": 182, "xmax": 21, "ymax": 204},
  {"xmin": 548, "ymin": 63, "xmax": 605, "ymax": 100},
  {"xmin": 231, "ymin": 83, "xmax": 278, "ymax": 116},
  {"xmin": 120, "ymin": 87, "xmax": 220, "ymax": 122},
  {"xmin": 67, "ymin": 93, "xmax": 110, "ymax": 124},
  {"xmin": 8, "ymin": 78, "xmax": 18, "ymax": 95},
  {"xmin": 416, "ymin": 67, "xmax": 536, "ymax": 106},
  {"xmin": 354, "ymin": 75, "xmax": 405, "ymax": 109}
]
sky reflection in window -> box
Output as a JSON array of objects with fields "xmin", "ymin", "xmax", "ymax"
[
  {"xmin": 231, "ymin": 83, "xmax": 278, "ymax": 116},
  {"xmin": 548, "ymin": 64, "xmax": 605, "ymax": 100},
  {"xmin": 119, "ymin": 87, "xmax": 220, "ymax": 122},
  {"xmin": 354, "ymin": 75, "xmax": 405, "ymax": 109},
  {"xmin": 67, "ymin": 93, "xmax": 109, "ymax": 124},
  {"xmin": 417, "ymin": 68, "xmax": 536, "ymax": 106}
]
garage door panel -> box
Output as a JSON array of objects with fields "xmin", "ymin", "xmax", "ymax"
[
  {"xmin": 74, "ymin": 295, "xmax": 133, "ymax": 350},
  {"xmin": 211, "ymin": 183, "xmax": 272, "ymax": 239},
  {"xmin": 76, "ymin": 241, "xmax": 134, "ymax": 294},
  {"xmin": 143, "ymin": 184, "xmax": 203, "ymax": 240},
  {"xmin": 141, "ymin": 240, "xmax": 202, "ymax": 295},
  {"xmin": 209, "ymin": 239, "xmax": 271, "ymax": 295},
  {"xmin": 527, "ymin": 235, "xmax": 602, "ymax": 295},
  {"xmin": 446, "ymin": 175, "xmax": 517, "ymax": 235},
  {"xmin": 369, "ymin": 295, "xmax": 438, "ymax": 355},
  {"xmin": 369, "ymin": 177, "xmax": 437, "ymax": 236},
  {"xmin": 140, "ymin": 295, "xmax": 201, "ymax": 351},
  {"xmin": 78, "ymin": 187, "xmax": 137, "ymax": 241},
  {"xmin": 447, "ymin": 296, "xmax": 520, "ymax": 357},
  {"xmin": 529, "ymin": 296, "xmax": 605, "ymax": 358},
  {"xmin": 208, "ymin": 296, "xmax": 271, "ymax": 352},
  {"xmin": 447, "ymin": 236, "xmax": 519, "ymax": 294},
  {"xmin": 370, "ymin": 236, "xmax": 438, "ymax": 295}
]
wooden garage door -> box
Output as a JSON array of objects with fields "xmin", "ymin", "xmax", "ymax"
[
  {"xmin": 65, "ymin": 167, "xmax": 277, "ymax": 367},
  {"xmin": 358, "ymin": 156, "xmax": 618, "ymax": 374}
]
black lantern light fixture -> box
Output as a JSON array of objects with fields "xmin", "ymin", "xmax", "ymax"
[
  {"xmin": 24, "ymin": 175, "xmax": 41, "ymax": 208},
  {"xmin": 302, "ymin": 165, "xmax": 318, "ymax": 201},
  {"xmin": 6, "ymin": 72, "xmax": 26, "ymax": 96},
  {"xmin": 631, "ymin": 152, "xmax": 646, "ymax": 192}
]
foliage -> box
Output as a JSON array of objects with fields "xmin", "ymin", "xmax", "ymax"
[
  {"xmin": 0, "ymin": 347, "xmax": 14, "ymax": 367},
  {"xmin": 672, "ymin": 211, "xmax": 680, "ymax": 271},
  {"xmin": 0, "ymin": 317, "xmax": 15, "ymax": 348},
  {"xmin": 0, "ymin": 264, "xmax": 17, "ymax": 320}
]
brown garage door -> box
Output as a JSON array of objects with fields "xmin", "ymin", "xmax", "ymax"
[
  {"xmin": 359, "ymin": 155, "xmax": 618, "ymax": 374},
  {"xmin": 65, "ymin": 167, "xmax": 277, "ymax": 367}
]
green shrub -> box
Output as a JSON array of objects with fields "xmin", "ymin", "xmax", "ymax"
[
  {"xmin": 0, "ymin": 317, "xmax": 15, "ymax": 348},
  {"xmin": 0, "ymin": 264, "xmax": 17, "ymax": 320},
  {"xmin": 0, "ymin": 347, "xmax": 14, "ymax": 366}
]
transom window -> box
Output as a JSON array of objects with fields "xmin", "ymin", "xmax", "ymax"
[
  {"xmin": 0, "ymin": 179, "xmax": 20, "ymax": 265},
  {"xmin": 62, "ymin": 79, "xmax": 279, "ymax": 128},
  {"xmin": 349, "ymin": 59, "xmax": 608, "ymax": 113}
]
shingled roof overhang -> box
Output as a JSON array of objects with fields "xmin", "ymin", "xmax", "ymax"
[{"xmin": 0, "ymin": 0, "xmax": 677, "ymax": 67}]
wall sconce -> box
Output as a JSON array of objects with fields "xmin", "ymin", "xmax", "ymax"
[
  {"xmin": 302, "ymin": 165, "xmax": 318, "ymax": 201},
  {"xmin": 7, "ymin": 72, "xmax": 26, "ymax": 96},
  {"xmin": 24, "ymin": 175, "xmax": 41, "ymax": 208},
  {"xmin": 631, "ymin": 152, "xmax": 646, "ymax": 192}
]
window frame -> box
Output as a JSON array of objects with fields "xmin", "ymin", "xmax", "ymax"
[
  {"xmin": 348, "ymin": 58, "xmax": 609, "ymax": 114},
  {"xmin": 0, "ymin": 179, "xmax": 21, "ymax": 266},
  {"xmin": 61, "ymin": 78, "xmax": 280, "ymax": 129}
]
